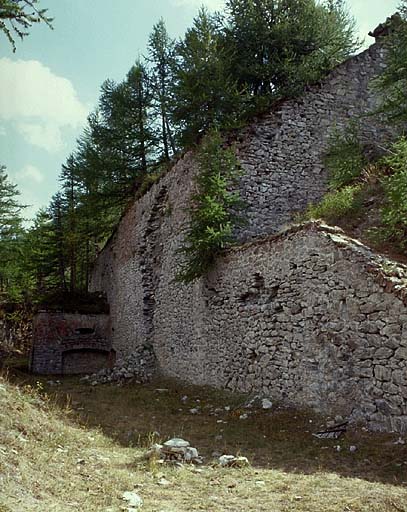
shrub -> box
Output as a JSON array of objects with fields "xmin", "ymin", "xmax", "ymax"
[
  {"xmin": 381, "ymin": 137, "xmax": 407, "ymax": 246},
  {"xmin": 302, "ymin": 185, "xmax": 363, "ymax": 223},
  {"xmin": 324, "ymin": 123, "xmax": 367, "ymax": 189},
  {"xmin": 177, "ymin": 129, "xmax": 243, "ymax": 283}
]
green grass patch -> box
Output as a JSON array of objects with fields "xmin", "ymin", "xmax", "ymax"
[{"xmin": 301, "ymin": 185, "xmax": 364, "ymax": 224}]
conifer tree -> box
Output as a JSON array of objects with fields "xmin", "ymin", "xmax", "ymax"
[
  {"xmin": 0, "ymin": 164, "xmax": 26, "ymax": 299},
  {"xmin": 172, "ymin": 8, "xmax": 243, "ymax": 147},
  {"xmin": 0, "ymin": 0, "xmax": 52, "ymax": 51},
  {"xmin": 224, "ymin": 0, "xmax": 359, "ymax": 99},
  {"xmin": 147, "ymin": 19, "xmax": 177, "ymax": 161},
  {"xmin": 376, "ymin": 6, "xmax": 407, "ymax": 123}
]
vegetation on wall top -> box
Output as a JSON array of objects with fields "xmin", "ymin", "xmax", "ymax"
[{"xmin": 177, "ymin": 129, "xmax": 243, "ymax": 283}]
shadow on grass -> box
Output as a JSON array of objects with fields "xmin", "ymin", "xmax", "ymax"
[{"xmin": 5, "ymin": 356, "xmax": 407, "ymax": 488}]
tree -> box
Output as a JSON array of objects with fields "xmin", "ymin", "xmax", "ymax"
[
  {"xmin": 376, "ymin": 8, "xmax": 407, "ymax": 123},
  {"xmin": 172, "ymin": 8, "xmax": 244, "ymax": 147},
  {"xmin": 0, "ymin": 0, "xmax": 52, "ymax": 52},
  {"xmin": 88, "ymin": 61, "xmax": 156, "ymax": 204},
  {"xmin": 147, "ymin": 19, "xmax": 177, "ymax": 161},
  {"xmin": 0, "ymin": 164, "xmax": 26, "ymax": 299},
  {"xmin": 177, "ymin": 129, "xmax": 243, "ymax": 282},
  {"xmin": 224, "ymin": 0, "xmax": 360, "ymax": 99},
  {"xmin": 24, "ymin": 202, "xmax": 67, "ymax": 297}
]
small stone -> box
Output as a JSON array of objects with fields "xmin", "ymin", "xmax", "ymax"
[
  {"xmin": 219, "ymin": 455, "xmax": 249, "ymax": 467},
  {"xmin": 239, "ymin": 413, "xmax": 249, "ymax": 420},
  {"xmin": 189, "ymin": 408, "xmax": 199, "ymax": 414},
  {"xmin": 184, "ymin": 447, "xmax": 199, "ymax": 462},
  {"xmin": 157, "ymin": 478, "xmax": 171, "ymax": 486},
  {"xmin": 219, "ymin": 455, "xmax": 236, "ymax": 466},
  {"xmin": 262, "ymin": 399, "xmax": 273, "ymax": 409},
  {"xmin": 122, "ymin": 491, "xmax": 143, "ymax": 509},
  {"xmin": 349, "ymin": 445, "xmax": 357, "ymax": 453},
  {"xmin": 163, "ymin": 438, "xmax": 189, "ymax": 449}
]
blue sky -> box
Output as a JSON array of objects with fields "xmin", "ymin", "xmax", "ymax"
[{"xmin": 0, "ymin": 0, "xmax": 400, "ymax": 221}]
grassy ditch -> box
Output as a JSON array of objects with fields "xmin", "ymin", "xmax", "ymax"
[{"xmin": 1, "ymin": 365, "xmax": 407, "ymax": 511}]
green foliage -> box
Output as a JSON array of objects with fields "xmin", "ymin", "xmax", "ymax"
[
  {"xmin": 0, "ymin": 0, "xmax": 52, "ymax": 52},
  {"xmin": 147, "ymin": 18, "xmax": 177, "ymax": 160},
  {"xmin": 1, "ymin": 1, "xmax": 362, "ymax": 297},
  {"xmin": 224, "ymin": 0, "xmax": 360, "ymax": 100},
  {"xmin": 171, "ymin": 8, "xmax": 245, "ymax": 147},
  {"xmin": 324, "ymin": 123, "xmax": 367, "ymax": 189},
  {"xmin": 302, "ymin": 184, "xmax": 363, "ymax": 223},
  {"xmin": 376, "ymin": 9, "xmax": 407, "ymax": 124},
  {"xmin": 177, "ymin": 130, "xmax": 243, "ymax": 283},
  {"xmin": 381, "ymin": 137, "xmax": 407, "ymax": 246},
  {"xmin": 0, "ymin": 165, "xmax": 29, "ymax": 302}
]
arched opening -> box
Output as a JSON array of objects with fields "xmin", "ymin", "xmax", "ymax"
[{"xmin": 62, "ymin": 348, "xmax": 112, "ymax": 375}]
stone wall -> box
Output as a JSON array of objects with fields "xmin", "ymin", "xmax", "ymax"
[
  {"xmin": 234, "ymin": 41, "xmax": 392, "ymax": 240},
  {"xmin": 153, "ymin": 223, "xmax": 407, "ymax": 433},
  {"xmin": 30, "ymin": 311, "xmax": 113, "ymax": 375},
  {"xmin": 90, "ymin": 36, "xmax": 407, "ymax": 431}
]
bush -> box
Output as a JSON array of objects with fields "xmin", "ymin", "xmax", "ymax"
[
  {"xmin": 324, "ymin": 123, "xmax": 367, "ymax": 189},
  {"xmin": 177, "ymin": 129, "xmax": 243, "ymax": 283},
  {"xmin": 381, "ymin": 137, "xmax": 407, "ymax": 246},
  {"xmin": 302, "ymin": 185, "xmax": 363, "ymax": 223}
]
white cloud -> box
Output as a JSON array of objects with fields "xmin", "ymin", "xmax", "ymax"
[
  {"xmin": 17, "ymin": 122, "xmax": 64, "ymax": 152},
  {"xmin": 171, "ymin": 0, "xmax": 225, "ymax": 10},
  {"xmin": 0, "ymin": 58, "xmax": 88, "ymax": 153},
  {"xmin": 17, "ymin": 164, "xmax": 44, "ymax": 184}
]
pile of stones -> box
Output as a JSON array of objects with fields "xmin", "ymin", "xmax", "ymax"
[
  {"xmin": 80, "ymin": 344, "xmax": 156, "ymax": 385},
  {"xmin": 146, "ymin": 438, "xmax": 203, "ymax": 464}
]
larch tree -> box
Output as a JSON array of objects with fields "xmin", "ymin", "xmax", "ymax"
[
  {"xmin": 0, "ymin": 0, "xmax": 52, "ymax": 51},
  {"xmin": 147, "ymin": 18, "xmax": 177, "ymax": 162}
]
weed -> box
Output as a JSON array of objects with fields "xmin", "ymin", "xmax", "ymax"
[
  {"xmin": 325, "ymin": 122, "xmax": 367, "ymax": 189},
  {"xmin": 301, "ymin": 185, "xmax": 363, "ymax": 223}
]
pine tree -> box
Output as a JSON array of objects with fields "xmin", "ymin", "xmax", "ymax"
[
  {"xmin": 224, "ymin": 0, "xmax": 360, "ymax": 99},
  {"xmin": 0, "ymin": 164, "xmax": 26, "ymax": 300},
  {"xmin": 0, "ymin": 0, "xmax": 52, "ymax": 51},
  {"xmin": 172, "ymin": 8, "xmax": 243, "ymax": 147},
  {"xmin": 376, "ymin": 7, "xmax": 407, "ymax": 123},
  {"xmin": 147, "ymin": 19, "xmax": 177, "ymax": 161}
]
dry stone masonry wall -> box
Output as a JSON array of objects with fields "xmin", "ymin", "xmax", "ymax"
[
  {"xmin": 90, "ymin": 36, "xmax": 407, "ymax": 432},
  {"xmin": 233, "ymin": 42, "xmax": 392, "ymax": 240},
  {"xmin": 30, "ymin": 311, "xmax": 113, "ymax": 375},
  {"xmin": 153, "ymin": 224, "xmax": 407, "ymax": 433}
]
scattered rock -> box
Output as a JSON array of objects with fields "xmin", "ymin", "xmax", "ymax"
[
  {"xmin": 122, "ymin": 491, "xmax": 143, "ymax": 509},
  {"xmin": 148, "ymin": 438, "xmax": 203, "ymax": 464},
  {"xmin": 239, "ymin": 413, "xmax": 249, "ymax": 420},
  {"xmin": 219, "ymin": 455, "xmax": 250, "ymax": 468},
  {"xmin": 81, "ymin": 344, "xmax": 156, "ymax": 386},
  {"xmin": 349, "ymin": 445, "xmax": 357, "ymax": 453},
  {"xmin": 189, "ymin": 408, "xmax": 199, "ymax": 414},
  {"xmin": 262, "ymin": 399, "xmax": 273, "ymax": 409}
]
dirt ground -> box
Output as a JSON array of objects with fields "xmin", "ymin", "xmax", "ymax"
[{"xmin": 1, "ymin": 354, "xmax": 407, "ymax": 511}]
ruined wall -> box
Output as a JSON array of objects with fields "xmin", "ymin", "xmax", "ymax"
[
  {"xmin": 234, "ymin": 41, "xmax": 391, "ymax": 240},
  {"xmin": 31, "ymin": 312, "xmax": 112, "ymax": 375},
  {"xmin": 153, "ymin": 224, "xmax": 407, "ymax": 433},
  {"xmin": 90, "ymin": 39, "xmax": 407, "ymax": 431}
]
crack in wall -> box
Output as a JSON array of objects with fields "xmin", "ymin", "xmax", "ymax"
[{"xmin": 139, "ymin": 186, "xmax": 168, "ymax": 341}]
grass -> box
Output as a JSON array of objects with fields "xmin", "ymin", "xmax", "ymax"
[
  {"xmin": 300, "ymin": 185, "xmax": 364, "ymax": 225},
  {"xmin": 1, "ymin": 360, "xmax": 407, "ymax": 511}
]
